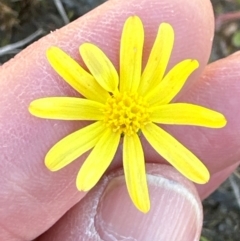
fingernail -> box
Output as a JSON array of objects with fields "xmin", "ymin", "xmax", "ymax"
[{"xmin": 95, "ymin": 164, "xmax": 203, "ymax": 241}]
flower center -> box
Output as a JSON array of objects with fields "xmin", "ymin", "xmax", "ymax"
[{"xmin": 104, "ymin": 92, "xmax": 150, "ymax": 136}]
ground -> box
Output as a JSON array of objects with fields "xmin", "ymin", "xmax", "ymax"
[{"xmin": 0, "ymin": 0, "xmax": 240, "ymax": 240}]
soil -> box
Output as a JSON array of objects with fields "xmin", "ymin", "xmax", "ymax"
[{"xmin": 0, "ymin": 0, "xmax": 240, "ymax": 240}]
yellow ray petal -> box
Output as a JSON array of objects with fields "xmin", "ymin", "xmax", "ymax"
[
  {"xmin": 77, "ymin": 128, "xmax": 120, "ymax": 191},
  {"xmin": 147, "ymin": 59, "xmax": 199, "ymax": 106},
  {"xmin": 150, "ymin": 103, "xmax": 227, "ymax": 128},
  {"xmin": 123, "ymin": 134, "xmax": 150, "ymax": 213},
  {"xmin": 120, "ymin": 16, "xmax": 144, "ymax": 92},
  {"xmin": 80, "ymin": 43, "xmax": 119, "ymax": 93},
  {"xmin": 46, "ymin": 47, "xmax": 109, "ymax": 103},
  {"xmin": 142, "ymin": 123, "xmax": 210, "ymax": 184},
  {"xmin": 138, "ymin": 23, "xmax": 174, "ymax": 95},
  {"xmin": 45, "ymin": 121, "xmax": 105, "ymax": 171},
  {"xmin": 29, "ymin": 97, "xmax": 105, "ymax": 120}
]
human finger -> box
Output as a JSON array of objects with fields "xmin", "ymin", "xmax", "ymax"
[{"xmin": 0, "ymin": 0, "xmax": 214, "ymax": 239}]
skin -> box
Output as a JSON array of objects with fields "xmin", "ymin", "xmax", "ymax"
[{"xmin": 0, "ymin": 0, "xmax": 240, "ymax": 240}]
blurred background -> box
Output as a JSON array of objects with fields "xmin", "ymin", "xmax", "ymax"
[{"xmin": 0, "ymin": 0, "xmax": 240, "ymax": 240}]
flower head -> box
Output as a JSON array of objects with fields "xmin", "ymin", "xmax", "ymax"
[{"xmin": 29, "ymin": 16, "xmax": 227, "ymax": 213}]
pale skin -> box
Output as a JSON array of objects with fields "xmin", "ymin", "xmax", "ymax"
[{"xmin": 0, "ymin": 0, "xmax": 240, "ymax": 240}]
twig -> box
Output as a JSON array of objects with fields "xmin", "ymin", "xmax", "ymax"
[
  {"xmin": 216, "ymin": 11, "xmax": 240, "ymax": 31},
  {"xmin": 0, "ymin": 28, "xmax": 44, "ymax": 57},
  {"xmin": 229, "ymin": 175, "xmax": 240, "ymax": 209},
  {"xmin": 233, "ymin": 168, "xmax": 240, "ymax": 179},
  {"xmin": 53, "ymin": 0, "xmax": 69, "ymax": 25},
  {"xmin": 1, "ymin": 49, "xmax": 21, "ymax": 55}
]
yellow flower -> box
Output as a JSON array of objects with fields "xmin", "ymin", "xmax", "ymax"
[{"xmin": 29, "ymin": 16, "xmax": 226, "ymax": 213}]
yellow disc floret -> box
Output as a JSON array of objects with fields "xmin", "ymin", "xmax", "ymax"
[{"xmin": 104, "ymin": 92, "xmax": 150, "ymax": 136}]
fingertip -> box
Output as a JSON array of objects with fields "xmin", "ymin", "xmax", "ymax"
[{"xmin": 38, "ymin": 164, "xmax": 203, "ymax": 241}]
